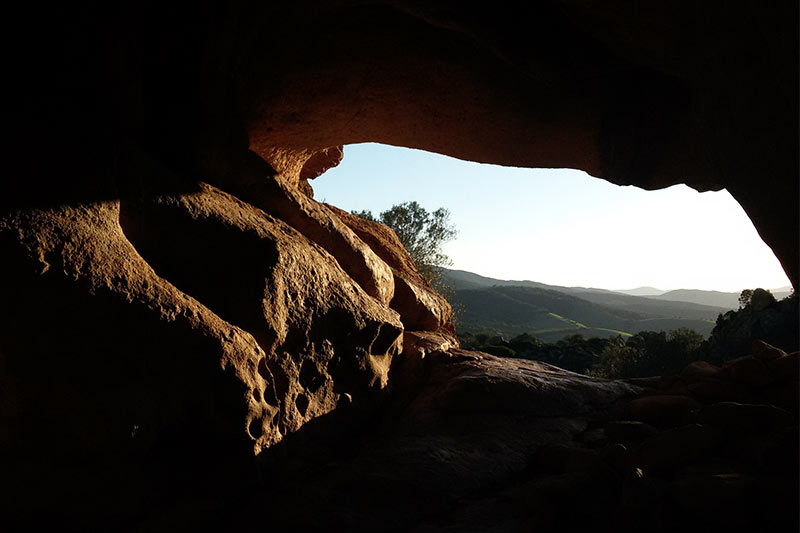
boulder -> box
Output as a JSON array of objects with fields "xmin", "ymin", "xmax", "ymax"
[
  {"xmin": 252, "ymin": 351, "xmax": 639, "ymax": 531},
  {"xmin": 689, "ymin": 402, "xmax": 795, "ymax": 434},
  {"xmin": 329, "ymin": 205, "xmax": 455, "ymax": 336},
  {"xmin": 672, "ymin": 467, "xmax": 756, "ymax": 527},
  {"xmin": 604, "ymin": 420, "xmax": 659, "ymax": 444},
  {"xmin": 760, "ymin": 379, "xmax": 800, "ymax": 413},
  {"xmin": 727, "ymin": 356, "xmax": 775, "ymax": 388},
  {"xmin": 204, "ymin": 155, "xmax": 397, "ymax": 307},
  {"xmin": 627, "ymin": 395, "xmax": 701, "ymax": 427},
  {"xmin": 680, "ymin": 360, "xmax": 722, "ymax": 382},
  {"xmin": 687, "ymin": 377, "xmax": 751, "ymax": 403},
  {"xmin": 0, "ymin": 178, "xmax": 404, "ymax": 524},
  {"xmin": 758, "ymin": 426, "xmax": 800, "ymax": 475},
  {"xmin": 633, "ymin": 424, "xmax": 721, "ymax": 473},
  {"xmin": 597, "ymin": 443, "xmax": 633, "ymax": 475},
  {"xmin": 752, "ymin": 340, "xmax": 787, "ymax": 363},
  {"xmin": 767, "ymin": 351, "xmax": 799, "ymax": 380}
]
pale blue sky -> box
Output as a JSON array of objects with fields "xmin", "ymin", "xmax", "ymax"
[{"xmin": 312, "ymin": 143, "xmax": 791, "ymax": 292}]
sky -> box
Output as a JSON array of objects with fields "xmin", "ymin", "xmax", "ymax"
[{"xmin": 312, "ymin": 143, "xmax": 791, "ymax": 292}]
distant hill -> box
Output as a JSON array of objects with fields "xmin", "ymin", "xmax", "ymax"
[
  {"xmin": 567, "ymin": 290, "xmax": 729, "ymax": 321},
  {"xmin": 442, "ymin": 269, "xmax": 792, "ymax": 311},
  {"xmin": 653, "ymin": 287, "xmax": 792, "ymax": 309},
  {"xmin": 442, "ymin": 269, "xmax": 730, "ymax": 341},
  {"xmin": 443, "ymin": 269, "xmax": 623, "ymax": 296},
  {"xmin": 614, "ymin": 287, "xmax": 667, "ymax": 296}
]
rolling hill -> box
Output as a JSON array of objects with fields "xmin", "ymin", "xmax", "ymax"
[
  {"xmin": 652, "ymin": 287, "xmax": 792, "ymax": 309},
  {"xmin": 442, "ymin": 269, "xmax": 730, "ymax": 341},
  {"xmin": 443, "ymin": 269, "xmax": 791, "ymax": 310},
  {"xmin": 614, "ymin": 287, "xmax": 668, "ymax": 296}
]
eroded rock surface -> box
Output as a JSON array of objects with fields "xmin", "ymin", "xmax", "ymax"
[
  {"xmin": 0, "ymin": 151, "xmax": 408, "ymax": 525},
  {"xmin": 254, "ymin": 350, "xmax": 640, "ymax": 531}
]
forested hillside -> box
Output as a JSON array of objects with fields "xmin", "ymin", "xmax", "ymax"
[{"xmin": 443, "ymin": 270, "xmax": 727, "ymax": 341}]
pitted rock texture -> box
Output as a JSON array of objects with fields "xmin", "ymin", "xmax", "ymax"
[
  {"xmin": 250, "ymin": 346, "xmax": 798, "ymax": 532},
  {"xmin": 253, "ymin": 350, "xmax": 641, "ymax": 531},
  {"xmin": 0, "ymin": 152, "xmax": 413, "ymax": 525}
]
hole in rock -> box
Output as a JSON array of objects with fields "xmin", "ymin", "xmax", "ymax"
[
  {"xmin": 248, "ymin": 418, "xmax": 264, "ymax": 440},
  {"xmin": 369, "ymin": 322, "xmax": 402, "ymax": 356},
  {"xmin": 257, "ymin": 357, "xmax": 271, "ymax": 380},
  {"xmin": 298, "ymin": 360, "xmax": 325, "ymax": 393},
  {"xmin": 255, "ymin": 358, "xmax": 283, "ymax": 407},
  {"xmin": 251, "ymin": 388, "xmax": 262, "ymax": 403},
  {"xmin": 312, "ymin": 143, "xmax": 794, "ymax": 372},
  {"xmin": 295, "ymin": 393, "xmax": 310, "ymax": 417}
]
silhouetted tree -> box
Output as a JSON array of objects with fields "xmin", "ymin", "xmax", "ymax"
[
  {"xmin": 352, "ymin": 201, "xmax": 457, "ymax": 292},
  {"xmin": 738, "ymin": 289, "xmax": 753, "ymax": 309}
]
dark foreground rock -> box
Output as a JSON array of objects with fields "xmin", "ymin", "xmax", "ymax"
[{"xmin": 251, "ymin": 351, "xmax": 639, "ymax": 531}]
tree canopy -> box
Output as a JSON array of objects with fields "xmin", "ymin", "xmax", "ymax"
[{"xmin": 353, "ymin": 201, "xmax": 457, "ymax": 288}]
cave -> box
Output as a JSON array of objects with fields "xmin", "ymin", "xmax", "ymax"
[{"xmin": 2, "ymin": 2, "xmax": 798, "ymax": 531}]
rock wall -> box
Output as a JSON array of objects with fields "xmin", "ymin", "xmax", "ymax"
[{"xmin": 2, "ymin": 1, "xmax": 797, "ymax": 528}]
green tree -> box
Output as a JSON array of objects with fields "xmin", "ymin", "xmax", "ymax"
[
  {"xmin": 352, "ymin": 201, "xmax": 457, "ymax": 291},
  {"xmin": 738, "ymin": 289, "xmax": 753, "ymax": 309},
  {"xmin": 589, "ymin": 328, "xmax": 705, "ymax": 378}
]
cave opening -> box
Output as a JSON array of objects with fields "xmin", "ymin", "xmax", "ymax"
[
  {"xmin": 312, "ymin": 143, "xmax": 791, "ymax": 294},
  {"xmin": 307, "ymin": 142, "xmax": 795, "ymax": 358}
]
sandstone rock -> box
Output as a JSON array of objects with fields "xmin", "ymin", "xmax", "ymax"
[
  {"xmin": 633, "ymin": 424, "xmax": 721, "ymax": 473},
  {"xmin": 687, "ymin": 377, "xmax": 751, "ymax": 403},
  {"xmin": 760, "ymin": 379, "xmax": 800, "ymax": 413},
  {"xmin": 758, "ymin": 426, "xmax": 800, "ymax": 475},
  {"xmin": 402, "ymin": 331, "xmax": 456, "ymax": 360},
  {"xmin": 597, "ymin": 443, "xmax": 632, "ymax": 475},
  {"xmin": 576, "ymin": 427, "xmax": 609, "ymax": 448},
  {"xmin": 752, "ymin": 340, "xmax": 787, "ymax": 362},
  {"xmin": 208, "ymin": 157, "xmax": 396, "ymax": 307},
  {"xmin": 119, "ymin": 182, "xmax": 405, "ymax": 426},
  {"xmin": 514, "ymin": 469, "xmax": 620, "ymax": 531},
  {"xmin": 767, "ymin": 351, "xmax": 799, "ymax": 380},
  {"xmin": 680, "ymin": 360, "xmax": 722, "ymax": 382},
  {"xmin": 329, "ymin": 204, "xmax": 455, "ymax": 335},
  {"xmin": 300, "ymin": 146, "xmax": 343, "ymax": 181},
  {"xmin": 624, "ymin": 375, "xmax": 661, "ymax": 389},
  {"xmin": 534, "ymin": 444, "xmax": 598, "ymax": 473},
  {"xmin": 604, "ymin": 420, "xmax": 658, "ymax": 444},
  {"xmin": 689, "ymin": 402, "xmax": 795, "ymax": 434},
  {"xmin": 0, "ymin": 178, "xmax": 404, "ymax": 523},
  {"xmin": 656, "ymin": 376, "xmax": 691, "ymax": 396},
  {"xmin": 657, "ymin": 374, "xmax": 681, "ymax": 391},
  {"xmin": 627, "ymin": 395, "xmax": 701, "ymax": 427},
  {"xmin": 2, "ymin": 199, "xmax": 268, "ymax": 523},
  {"xmin": 727, "ymin": 355, "xmax": 775, "ymax": 388},
  {"xmin": 672, "ymin": 467, "xmax": 756, "ymax": 527},
  {"xmin": 253, "ymin": 351, "xmax": 638, "ymax": 531},
  {"xmin": 617, "ymin": 470, "xmax": 673, "ymax": 531},
  {"xmin": 756, "ymin": 474, "xmax": 800, "ymax": 533}
]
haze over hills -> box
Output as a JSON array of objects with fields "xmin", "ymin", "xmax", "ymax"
[
  {"xmin": 652, "ymin": 287, "xmax": 792, "ymax": 309},
  {"xmin": 614, "ymin": 287, "xmax": 668, "ymax": 296},
  {"xmin": 443, "ymin": 269, "xmax": 792, "ymax": 310},
  {"xmin": 440, "ymin": 269, "xmax": 770, "ymax": 342}
]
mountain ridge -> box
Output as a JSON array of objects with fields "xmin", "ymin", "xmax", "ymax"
[
  {"xmin": 442, "ymin": 269, "xmax": 739, "ymax": 342},
  {"xmin": 443, "ymin": 269, "xmax": 791, "ymax": 310}
]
